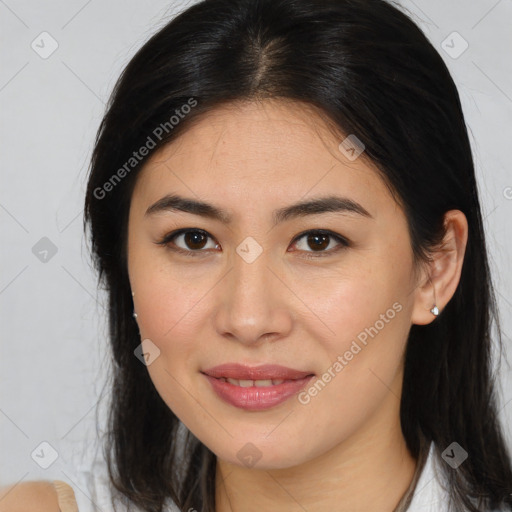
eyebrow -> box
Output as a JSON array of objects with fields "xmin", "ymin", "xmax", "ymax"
[{"xmin": 144, "ymin": 193, "xmax": 373, "ymax": 225}]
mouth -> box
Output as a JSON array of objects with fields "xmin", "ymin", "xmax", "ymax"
[
  {"xmin": 211, "ymin": 377, "xmax": 292, "ymax": 387},
  {"xmin": 201, "ymin": 363, "xmax": 315, "ymax": 411},
  {"xmin": 201, "ymin": 363, "xmax": 315, "ymax": 381}
]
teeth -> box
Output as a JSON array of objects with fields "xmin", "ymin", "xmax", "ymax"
[
  {"xmin": 223, "ymin": 378, "xmax": 287, "ymax": 387},
  {"xmin": 255, "ymin": 380, "xmax": 273, "ymax": 387}
]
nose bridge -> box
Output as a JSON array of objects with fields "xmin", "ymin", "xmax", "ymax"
[
  {"xmin": 214, "ymin": 239, "xmax": 292, "ymax": 344},
  {"xmin": 232, "ymin": 243, "xmax": 271, "ymax": 302}
]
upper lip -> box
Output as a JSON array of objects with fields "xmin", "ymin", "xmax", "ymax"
[{"xmin": 202, "ymin": 363, "xmax": 314, "ymax": 380}]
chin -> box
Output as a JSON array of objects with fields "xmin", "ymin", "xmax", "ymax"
[{"xmin": 210, "ymin": 435, "xmax": 315, "ymax": 471}]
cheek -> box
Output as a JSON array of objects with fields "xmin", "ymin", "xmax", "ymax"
[
  {"xmin": 296, "ymin": 278, "xmax": 409, "ymax": 442},
  {"xmin": 136, "ymin": 285, "xmax": 204, "ymax": 344},
  {"xmin": 294, "ymin": 262, "xmax": 404, "ymax": 348},
  {"xmin": 300, "ymin": 254, "xmax": 412, "ymax": 398},
  {"xmin": 131, "ymin": 252, "xmax": 213, "ymax": 348},
  {"xmin": 134, "ymin": 276, "xmax": 208, "ymax": 422},
  {"xmin": 128, "ymin": 224, "xmax": 209, "ymax": 339}
]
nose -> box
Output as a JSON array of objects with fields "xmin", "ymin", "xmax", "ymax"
[{"xmin": 213, "ymin": 247, "xmax": 293, "ymax": 347}]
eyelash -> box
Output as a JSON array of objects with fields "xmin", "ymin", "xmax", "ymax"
[{"xmin": 155, "ymin": 228, "xmax": 350, "ymax": 260}]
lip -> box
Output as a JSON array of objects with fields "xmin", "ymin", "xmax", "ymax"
[
  {"xmin": 202, "ymin": 363, "xmax": 314, "ymax": 381},
  {"xmin": 201, "ymin": 364, "xmax": 315, "ymax": 411}
]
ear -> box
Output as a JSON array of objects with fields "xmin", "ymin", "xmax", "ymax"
[{"xmin": 411, "ymin": 210, "xmax": 468, "ymax": 326}]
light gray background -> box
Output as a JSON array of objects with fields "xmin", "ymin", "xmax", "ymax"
[{"xmin": 1, "ymin": 0, "xmax": 511, "ymax": 487}]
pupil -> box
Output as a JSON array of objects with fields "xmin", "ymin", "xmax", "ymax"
[
  {"xmin": 186, "ymin": 231, "xmax": 206, "ymax": 250},
  {"xmin": 308, "ymin": 233, "xmax": 328, "ymax": 251}
]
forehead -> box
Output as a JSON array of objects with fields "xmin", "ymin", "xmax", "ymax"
[
  {"xmin": 147, "ymin": 99, "xmax": 364, "ymax": 169},
  {"xmin": 131, "ymin": 99, "xmax": 397, "ymax": 218}
]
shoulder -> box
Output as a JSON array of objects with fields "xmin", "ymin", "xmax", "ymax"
[{"xmin": 0, "ymin": 481, "xmax": 60, "ymax": 512}]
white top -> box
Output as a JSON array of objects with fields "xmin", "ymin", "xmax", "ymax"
[{"xmin": 61, "ymin": 440, "xmax": 504, "ymax": 512}]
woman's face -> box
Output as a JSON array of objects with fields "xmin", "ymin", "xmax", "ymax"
[{"xmin": 127, "ymin": 99, "xmax": 424, "ymax": 469}]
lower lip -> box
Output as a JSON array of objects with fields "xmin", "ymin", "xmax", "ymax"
[{"xmin": 203, "ymin": 374, "xmax": 314, "ymax": 411}]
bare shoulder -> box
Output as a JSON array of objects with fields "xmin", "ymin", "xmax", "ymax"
[{"xmin": 0, "ymin": 480, "xmax": 60, "ymax": 512}]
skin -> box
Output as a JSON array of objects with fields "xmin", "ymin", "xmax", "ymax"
[
  {"xmin": 0, "ymin": 482, "xmax": 60, "ymax": 511},
  {"xmin": 127, "ymin": 98, "xmax": 468, "ymax": 512}
]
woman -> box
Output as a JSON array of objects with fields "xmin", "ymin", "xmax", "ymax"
[{"xmin": 2, "ymin": 0, "xmax": 511, "ymax": 510}]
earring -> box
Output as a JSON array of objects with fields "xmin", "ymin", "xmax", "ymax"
[
  {"xmin": 131, "ymin": 291, "xmax": 137, "ymax": 319},
  {"xmin": 430, "ymin": 285, "xmax": 439, "ymax": 316}
]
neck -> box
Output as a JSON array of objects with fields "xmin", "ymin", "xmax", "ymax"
[{"xmin": 215, "ymin": 377, "xmax": 417, "ymax": 512}]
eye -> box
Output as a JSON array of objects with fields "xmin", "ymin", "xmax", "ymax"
[
  {"xmin": 289, "ymin": 230, "xmax": 350, "ymax": 259},
  {"xmin": 155, "ymin": 228, "xmax": 219, "ymax": 257},
  {"xmin": 155, "ymin": 228, "xmax": 350, "ymax": 259}
]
